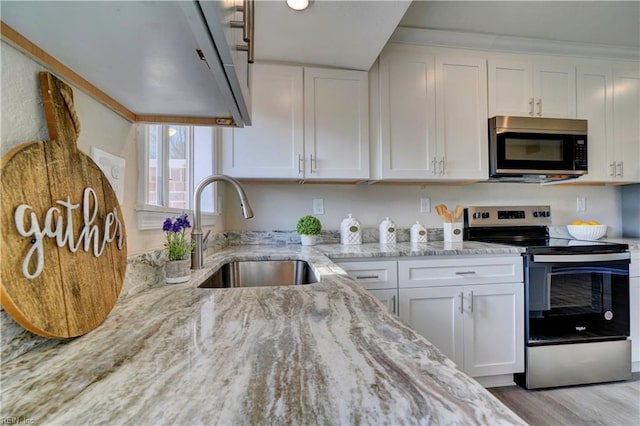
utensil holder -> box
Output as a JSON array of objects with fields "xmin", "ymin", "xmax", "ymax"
[{"xmin": 443, "ymin": 222, "xmax": 463, "ymax": 242}]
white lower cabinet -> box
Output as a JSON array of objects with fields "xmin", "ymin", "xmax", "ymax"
[
  {"xmin": 398, "ymin": 256, "xmax": 524, "ymax": 379},
  {"xmin": 337, "ymin": 260, "xmax": 398, "ymax": 314}
]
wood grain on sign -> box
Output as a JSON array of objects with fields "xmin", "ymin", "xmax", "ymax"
[{"xmin": 0, "ymin": 72, "xmax": 127, "ymax": 338}]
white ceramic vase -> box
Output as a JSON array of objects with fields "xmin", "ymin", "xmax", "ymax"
[
  {"xmin": 165, "ymin": 259, "xmax": 192, "ymax": 284},
  {"xmin": 300, "ymin": 234, "xmax": 317, "ymax": 246}
]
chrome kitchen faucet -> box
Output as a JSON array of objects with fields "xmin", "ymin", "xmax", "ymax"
[{"xmin": 191, "ymin": 174, "xmax": 254, "ymax": 269}]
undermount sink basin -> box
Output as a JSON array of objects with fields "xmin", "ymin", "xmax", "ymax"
[{"xmin": 199, "ymin": 260, "xmax": 318, "ymax": 288}]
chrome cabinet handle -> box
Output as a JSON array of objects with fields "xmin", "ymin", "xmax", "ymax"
[
  {"xmin": 468, "ymin": 291, "xmax": 474, "ymax": 313},
  {"xmin": 355, "ymin": 275, "xmax": 379, "ymax": 280},
  {"xmin": 459, "ymin": 292, "xmax": 464, "ymax": 314},
  {"xmin": 536, "ymin": 98, "xmax": 542, "ymax": 116},
  {"xmin": 233, "ymin": 0, "xmax": 254, "ymax": 63},
  {"xmin": 298, "ymin": 154, "xmax": 303, "ymax": 175},
  {"xmin": 610, "ymin": 161, "xmax": 617, "ymax": 177},
  {"xmin": 309, "ymin": 154, "xmax": 316, "ymax": 174},
  {"xmin": 529, "ymin": 98, "xmax": 534, "ymax": 116},
  {"xmin": 617, "ymin": 161, "xmax": 624, "ymax": 177},
  {"xmin": 391, "ymin": 295, "xmax": 397, "ymax": 314},
  {"xmin": 431, "ymin": 157, "xmax": 437, "ymax": 175},
  {"xmin": 455, "ymin": 271, "xmax": 476, "ymax": 275},
  {"xmin": 438, "ymin": 157, "xmax": 445, "ymax": 175}
]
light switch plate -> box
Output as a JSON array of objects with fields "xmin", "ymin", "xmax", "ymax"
[
  {"xmin": 576, "ymin": 196, "xmax": 586, "ymax": 212},
  {"xmin": 420, "ymin": 197, "xmax": 431, "ymax": 213},
  {"xmin": 313, "ymin": 198, "xmax": 324, "ymax": 215},
  {"xmin": 90, "ymin": 147, "xmax": 125, "ymax": 204}
]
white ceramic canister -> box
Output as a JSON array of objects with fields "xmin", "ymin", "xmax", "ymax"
[
  {"xmin": 340, "ymin": 214, "xmax": 362, "ymax": 245},
  {"xmin": 410, "ymin": 221, "xmax": 428, "ymax": 243},
  {"xmin": 379, "ymin": 217, "xmax": 397, "ymax": 244}
]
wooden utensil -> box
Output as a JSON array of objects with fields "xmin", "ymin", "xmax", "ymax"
[
  {"xmin": 435, "ymin": 204, "xmax": 452, "ymax": 223},
  {"xmin": 453, "ymin": 205, "xmax": 464, "ymax": 222}
]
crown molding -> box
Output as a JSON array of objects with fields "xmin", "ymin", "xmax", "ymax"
[{"xmin": 390, "ymin": 27, "xmax": 640, "ymax": 61}]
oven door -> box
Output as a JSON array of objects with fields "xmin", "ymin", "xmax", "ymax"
[
  {"xmin": 491, "ymin": 132, "xmax": 587, "ymax": 176},
  {"xmin": 526, "ymin": 253, "xmax": 630, "ymax": 345}
]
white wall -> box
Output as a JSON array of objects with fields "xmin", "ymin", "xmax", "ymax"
[{"xmin": 224, "ymin": 182, "xmax": 623, "ymax": 236}]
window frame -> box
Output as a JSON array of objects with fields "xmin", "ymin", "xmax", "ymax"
[{"xmin": 136, "ymin": 124, "xmax": 219, "ymax": 231}]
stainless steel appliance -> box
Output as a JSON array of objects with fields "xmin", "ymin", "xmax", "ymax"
[
  {"xmin": 489, "ymin": 116, "xmax": 588, "ymax": 182},
  {"xmin": 465, "ymin": 205, "xmax": 631, "ymax": 389}
]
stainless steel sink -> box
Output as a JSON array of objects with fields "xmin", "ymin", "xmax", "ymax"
[{"xmin": 198, "ymin": 260, "xmax": 318, "ymax": 288}]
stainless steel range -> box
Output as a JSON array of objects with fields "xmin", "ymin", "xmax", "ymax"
[{"xmin": 465, "ymin": 205, "xmax": 631, "ymax": 389}]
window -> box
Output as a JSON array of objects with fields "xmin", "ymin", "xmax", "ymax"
[{"xmin": 137, "ymin": 124, "xmax": 217, "ymax": 230}]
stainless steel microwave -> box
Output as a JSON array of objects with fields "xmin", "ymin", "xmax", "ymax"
[{"xmin": 489, "ymin": 116, "xmax": 588, "ymax": 182}]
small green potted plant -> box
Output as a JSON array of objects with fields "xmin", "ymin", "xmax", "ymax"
[
  {"xmin": 163, "ymin": 213, "xmax": 195, "ymax": 283},
  {"xmin": 296, "ymin": 215, "xmax": 322, "ymax": 246}
]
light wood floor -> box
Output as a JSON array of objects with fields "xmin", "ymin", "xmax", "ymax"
[{"xmin": 489, "ymin": 373, "xmax": 640, "ymax": 426}]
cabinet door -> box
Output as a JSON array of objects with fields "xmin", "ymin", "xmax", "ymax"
[
  {"xmin": 399, "ymin": 286, "xmax": 464, "ymax": 366},
  {"xmin": 576, "ymin": 66, "xmax": 614, "ymax": 182},
  {"xmin": 488, "ymin": 59, "xmax": 533, "ymax": 117},
  {"xmin": 463, "ymin": 283, "xmax": 525, "ymax": 377},
  {"xmin": 613, "ymin": 67, "xmax": 640, "ymax": 182},
  {"xmin": 304, "ymin": 67, "xmax": 369, "ymax": 180},
  {"xmin": 378, "ymin": 45, "xmax": 437, "ymax": 178},
  {"xmin": 368, "ymin": 289, "xmax": 399, "ymax": 315},
  {"xmin": 222, "ymin": 64, "xmax": 303, "ymax": 178},
  {"xmin": 533, "ymin": 63, "xmax": 576, "ymax": 118},
  {"xmin": 435, "ymin": 56, "xmax": 488, "ymax": 179}
]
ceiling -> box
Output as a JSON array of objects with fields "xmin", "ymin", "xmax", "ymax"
[
  {"xmin": 254, "ymin": 1, "xmax": 639, "ymax": 70},
  {"xmin": 253, "ymin": 0, "xmax": 412, "ymax": 70},
  {"xmin": 398, "ymin": 1, "xmax": 640, "ymax": 49}
]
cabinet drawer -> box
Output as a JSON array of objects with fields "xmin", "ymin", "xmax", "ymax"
[
  {"xmin": 399, "ymin": 256, "xmax": 523, "ymax": 288},
  {"xmin": 337, "ymin": 260, "xmax": 398, "ymax": 290}
]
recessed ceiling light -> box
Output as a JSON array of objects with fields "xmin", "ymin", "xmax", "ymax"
[{"xmin": 286, "ymin": 0, "xmax": 310, "ymax": 11}]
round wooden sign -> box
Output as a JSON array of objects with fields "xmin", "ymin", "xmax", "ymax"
[{"xmin": 0, "ymin": 72, "xmax": 127, "ymax": 338}]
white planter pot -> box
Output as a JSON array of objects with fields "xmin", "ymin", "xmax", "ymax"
[
  {"xmin": 165, "ymin": 259, "xmax": 191, "ymax": 284},
  {"xmin": 300, "ymin": 234, "xmax": 317, "ymax": 246}
]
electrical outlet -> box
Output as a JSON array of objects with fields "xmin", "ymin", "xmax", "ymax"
[
  {"xmin": 313, "ymin": 198, "xmax": 324, "ymax": 215},
  {"xmin": 576, "ymin": 196, "xmax": 586, "ymax": 212},
  {"xmin": 420, "ymin": 197, "xmax": 431, "ymax": 213}
]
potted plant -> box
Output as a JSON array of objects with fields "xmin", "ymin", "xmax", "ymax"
[
  {"xmin": 296, "ymin": 215, "xmax": 322, "ymax": 246},
  {"xmin": 163, "ymin": 213, "xmax": 195, "ymax": 283}
]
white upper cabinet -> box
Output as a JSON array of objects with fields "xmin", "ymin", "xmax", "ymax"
[
  {"xmin": 222, "ymin": 64, "xmax": 369, "ymax": 180},
  {"xmin": 222, "ymin": 64, "xmax": 303, "ymax": 178},
  {"xmin": 435, "ymin": 55, "xmax": 488, "ymax": 179},
  {"xmin": 303, "ymin": 68, "xmax": 370, "ymax": 180},
  {"xmin": 378, "ymin": 45, "xmax": 437, "ymax": 178},
  {"xmin": 575, "ymin": 64, "xmax": 640, "ymax": 183},
  {"xmin": 612, "ymin": 66, "xmax": 640, "ymax": 182},
  {"xmin": 2, "ymin": 1, "xmax": 252, "ymax": 125},
  {"xmin": 488, "ymin": 59, "xmax": 576, "ymax": 118},
  {"xmin": 375, "ymin": 44, "xmax": 488, "ymax": 181}
]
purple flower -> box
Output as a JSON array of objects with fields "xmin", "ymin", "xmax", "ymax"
[
  {"xmin": 162, "ymin": 218, "xmax": 173, "ymax": 232},
  {"xmin": 180, "ymin": 214, "xmax": 191, "ymax": 229}
]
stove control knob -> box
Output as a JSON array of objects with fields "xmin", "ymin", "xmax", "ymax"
[
  {"xmin": 473, "ymin": 212, "xmax": 482, "ymax": 219},
  {"xmin": 533, "ymin": 211, "xmax": 540, "ymax": 218},
  {"xmin": 545, "ymin": 211, "xmax": 551, "ymax": 218},
  {"xmin": 481, "ymin": 212, "xmax": 490, "ymax": 219}
]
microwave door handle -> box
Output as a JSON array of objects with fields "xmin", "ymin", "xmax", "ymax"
[{"xmin": 532, "ymin": 253, "xmax": 631, "ymax": 263}]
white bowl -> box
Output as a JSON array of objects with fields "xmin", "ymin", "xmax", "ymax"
[{"xmin": 566, "ymin": 224, "xmax": 607, "ymax": 240}]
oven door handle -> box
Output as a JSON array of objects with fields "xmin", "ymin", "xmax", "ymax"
[{"xmin": 532, "ymin": 253, "xmax": 630, "ymax": 263}]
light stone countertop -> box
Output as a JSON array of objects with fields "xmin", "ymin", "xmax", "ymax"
[
  {"xmin": 1, "ymin": 244, "xmax": 526, "ymax": 425},
  {"xmin": 315, "ymin": 240, "xmax": 525, "ymax": 259}
]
